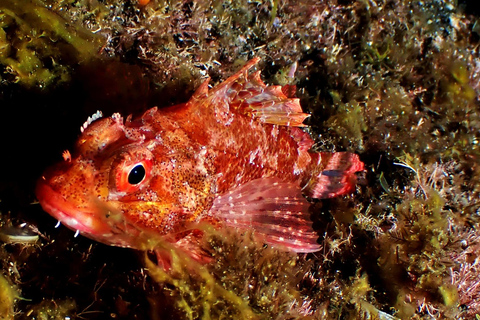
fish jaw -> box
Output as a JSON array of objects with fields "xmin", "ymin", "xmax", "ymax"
[
  {"xmin": 36, "ymin": 168, "xmax": 136, "ymax": 248},
  {"xmin": 36, "ymin": 178, "xmax": 105, "ymax": 233}
]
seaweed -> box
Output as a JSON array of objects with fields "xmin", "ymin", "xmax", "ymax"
[{"xmin": 0, "ymin": 0, "xmax": 102, "ymax": 89}]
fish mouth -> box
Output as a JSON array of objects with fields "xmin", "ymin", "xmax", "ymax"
[{"xmin": 35, "ymin": 177, "xmax": 112, "ymax": 237}]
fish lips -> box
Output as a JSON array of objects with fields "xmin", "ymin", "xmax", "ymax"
[{"xmin": 35, "ymin": 176, "xmax": 113, "ymax": 237}]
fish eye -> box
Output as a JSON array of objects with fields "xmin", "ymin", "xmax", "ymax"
[
  {"xmin": 112, "ymin": 150, "xmax": 153, "ymax": 195},
  {"xmin": 128, "ymin": 164, "xmax": 146, "ymax": 185}
]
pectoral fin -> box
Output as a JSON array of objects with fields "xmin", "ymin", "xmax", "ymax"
[{"xmin": 210, "ymin": 178, "xmax": 320, "ymax": 253}]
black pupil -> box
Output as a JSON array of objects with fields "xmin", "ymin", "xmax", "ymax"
[{"xmin": 128, "ymin": 164, "xmax": 146, "ymax": 185}]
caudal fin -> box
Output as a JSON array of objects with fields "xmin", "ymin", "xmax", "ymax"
[{"xmin": 302, "ymin": 152, "xmax": 364, "ymax": 199}]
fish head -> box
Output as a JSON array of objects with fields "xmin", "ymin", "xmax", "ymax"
[{"xmin": 36, "ymin": 112, "xmax": 169, "ymax": 248}]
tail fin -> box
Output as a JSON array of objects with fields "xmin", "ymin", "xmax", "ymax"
[{"xmin": 302, "ymin": 152, "xmax": 364, "ymax": 199}]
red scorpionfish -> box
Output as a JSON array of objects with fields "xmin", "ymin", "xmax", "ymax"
[{"xmin": 36, "ymin": 58, "xmax": 364, "ymax": 262}]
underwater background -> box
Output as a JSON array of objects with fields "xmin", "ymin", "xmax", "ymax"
[{"xmin": 0, "ymin": 0, "xmax": 480, "ymax": 319}]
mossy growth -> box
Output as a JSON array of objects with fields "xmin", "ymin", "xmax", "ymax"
[
  {"xmin": 0, "ymin": 0, "xmax": 102, "ymax": 89},
  {"xmin": 0, "ymin": 272, "xmax": 18, "ymax": 319},
  {"xmin": 22, "ymin": 299, "xmax": 76, "ymax": 320},
  {"xmin": 140, "ymin": 226, "xmax": 315, "ymax": 319}
]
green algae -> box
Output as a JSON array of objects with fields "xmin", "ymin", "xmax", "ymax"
[
  {"xmin": 23, "ymin": 299, "xmax": 76, "ymax": 320},
  {"xmin": 139, "ymin": 226, "xmax": 313, "ymax": 319},
  {"xmin": 0, "ymin": 273, "xmax": 18, "ymax": 319},
  {"xmin": 0, "ymin": 0, "xmax": 102, "ymax": 88}
]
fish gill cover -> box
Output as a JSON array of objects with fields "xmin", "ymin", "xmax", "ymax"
[{"xmin": 0, "ymin": 0, "xmax": 479, "ymax": 319}]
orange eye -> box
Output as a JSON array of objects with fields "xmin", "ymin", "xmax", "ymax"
[{"xmin": 115, "ymin": 159, "xmax": 153, "ymax": 194}]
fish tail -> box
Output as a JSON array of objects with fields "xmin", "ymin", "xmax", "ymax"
[{"xmin": 302, "ymin": 152, "xmax": 364, "ymax": 199}]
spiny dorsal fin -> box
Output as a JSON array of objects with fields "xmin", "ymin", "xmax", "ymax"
[{"xmin": 199, "ymin": 58, "xmax": 310, "ymax": 127}]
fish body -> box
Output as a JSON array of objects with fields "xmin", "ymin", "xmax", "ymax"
[{"xmin": 36, "ymin": 58, "xmax": 364, "ymax": 256}]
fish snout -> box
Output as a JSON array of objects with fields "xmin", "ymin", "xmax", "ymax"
[{"xmin": 35, "ymin": 160, "xmax": 112, "ymax": 237}]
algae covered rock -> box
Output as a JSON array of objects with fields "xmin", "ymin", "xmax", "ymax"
[{"xmin": 0, "ymin": 0, "xmax": 102, "ymax": 89}]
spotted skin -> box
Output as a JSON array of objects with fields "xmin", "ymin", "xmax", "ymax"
[{"xmin": 36, "ymin": 58, "xmax": 364, "ymax": 256}]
